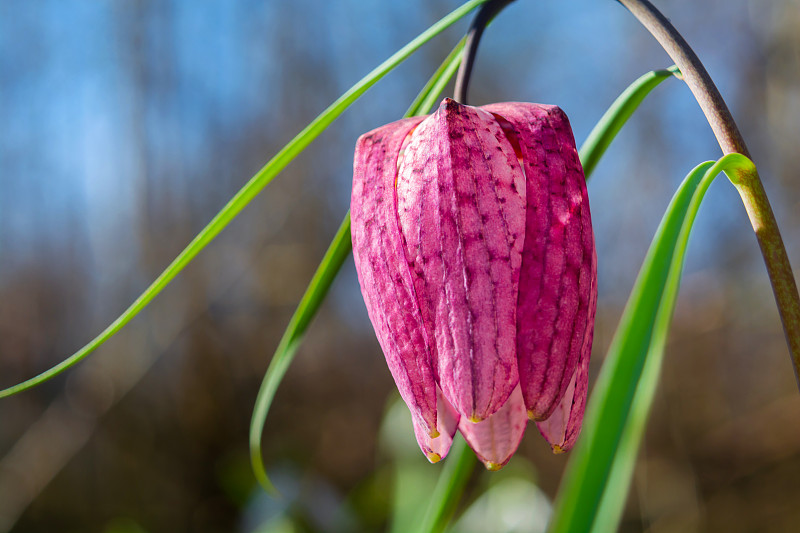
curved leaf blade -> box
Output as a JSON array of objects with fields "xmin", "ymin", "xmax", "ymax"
[
  {"xmin": 249, "ymin": 214, "xmax": 353, "ymax": 493},
  {"xmin": 418, "ymin": 437, "xmax": 474, "ymax": 533},
  {"xmin": 249, "ymin": 39, "xmax": 467, "ymax": 493},
  {"xmin": 548, "ymin": 154, "xmax": 756, "ymax": 533},
  {"xmin": 0, "ymin": 0, "xmax": 487, "ymax": 399},
  {"xmin": 579, "ymin": 66, "xmax": 680, "ymax": 177}
]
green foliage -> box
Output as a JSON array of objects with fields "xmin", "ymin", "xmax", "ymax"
[
  {"xmin": 248, "ymin": 36, "xmax": 468, "ymax": 493},
  {"xmin": 0, "ymin": 0, "xmax": 486, "ymax": 399},
  {"xmin": 579, "ymin": 66, "xmax": 680, "ymax": 177},
  {"xmin": 547, "ymin": 154, "xmax": 757, "ymax": 533}
]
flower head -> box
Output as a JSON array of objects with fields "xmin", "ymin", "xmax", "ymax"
[{"xmin": 351, "ymin": 98, "xmax": 596, "ymax": 469}]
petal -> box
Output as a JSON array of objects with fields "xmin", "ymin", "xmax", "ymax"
[
  {"xmin": 483, "ymin": 103, "xmax": 596, "ymax": 421},
  {"xmin": 413, "ymin": 387, "xmax": 461, "ymax": 462},
  {"xmin": 351, "ymin": 115, "xmax": 440, "ymax": 436},
  {"xmin": 397, "ymin": 98, "xmax": 526, "ymax": 422},
  {"xmin": 535, "ymin": 303, "xmax": 593, "ymax": 452},
  {"xmin": 458, "ymin": 385, "xmax": 527, "ymax": 470},
  {"xmin": 537, "ymin": 244, "xmax": 596, "ymax": 452}
]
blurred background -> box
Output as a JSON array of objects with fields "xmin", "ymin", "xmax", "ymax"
[{"xmin": 1, "ymin": 0, "xmax": 799, "ymax": 531}]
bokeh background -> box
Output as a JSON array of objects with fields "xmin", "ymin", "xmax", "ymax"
[{"xmin": 1, "ymin": 0, "xmax": 800, "ymax": 531}]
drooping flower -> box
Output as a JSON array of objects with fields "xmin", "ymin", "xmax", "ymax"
[{"xmin": 351, "ymin": 98, "xmax": 596, "ymax": 469}]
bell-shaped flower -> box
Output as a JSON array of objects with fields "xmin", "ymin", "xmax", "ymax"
[{"xmin": 351, "ymin": 98, "xmax": 596, "ymax": 469}]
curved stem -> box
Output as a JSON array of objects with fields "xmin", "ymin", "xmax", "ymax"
[
  {"xmin": 453, "ymin": 0, "xmax": 515, "ymax": 104},
  {"xmin": 617, "ymin": 0, "xmax": 800, "ymax": 387}
]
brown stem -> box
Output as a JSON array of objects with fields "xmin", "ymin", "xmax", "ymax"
[
  {"xmin": 453, "ymin": 0, "xmax": 515, "ymax": 104},
  {"xmin": 617, "ymin": 0, "xmax": 800, "ymax": 387}
]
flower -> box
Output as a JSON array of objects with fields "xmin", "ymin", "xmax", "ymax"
[{"xmin": 351, "ymin": 98, "xmax": 596, "ymax": 469}]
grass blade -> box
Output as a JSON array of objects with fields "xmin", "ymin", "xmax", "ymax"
[
  {"xmin": 0, "ymin": 0, "xmax": 487, "ymax": 399},
  {"xmin": 407, "ymin": 37, "xmax": 466, "ymax": 117},
  {"xmin": 548, "ymin": 154, "xmax": 756, "ymax": 533},
  {"xmin": 579, "ymin": 66, "xmax": 680, "ymax": 177},
  {"xmin": 249, "ymin": 40, "xmax": 467, "ymax": 492},
  {"xmin": 418, "ymin": 437, "xmax": 475, "ymax": 533},
  {"xmin": 249, "ymin": 214, "xmax": 353, "ymax": 493}
]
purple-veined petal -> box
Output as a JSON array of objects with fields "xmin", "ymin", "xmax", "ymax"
[
  {"xmin": 351, "ymin": 115, "xmax": 440, "ymax": 437},
  {"xmin": 535, "ymin": 283, "xmax": 593, "ymax": 452},
  {"xmin": 483, "ymin": 102, "xmax": 596, "ymax": 422},
  {"xmin": 397, "ymin": 98, "xmax": 526, "ymax": 422},
  {"xmin": 413, "ymin": 387, "xmax": 461, "ymax": 462},
  {"xmin": 458, "ymin": 385, "xmax": 527, "ymax": 470}
]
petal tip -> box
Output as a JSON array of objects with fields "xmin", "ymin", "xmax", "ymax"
[
  {"xmin": 426, "ymin": 452, "xmax": 442, "ymax": 464},
  {"xmin": 484, "ymin": 461, "xmax": 505, "ymax": 471},
  {"xmin": 551, "ymin": 444, "xmax": 566, "ymax": 455},
  {"xmin": 527, "ymin": 410, "xmax": 543, "ymax": 422}
]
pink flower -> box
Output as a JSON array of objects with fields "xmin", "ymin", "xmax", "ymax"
[{"xmin": 351, "ymin": 98, "xmax": 596, "ymax": 469}]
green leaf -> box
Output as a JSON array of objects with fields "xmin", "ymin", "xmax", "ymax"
[
  {"xmin": 548, "ymin": 154, "xmax": 756, "ymax": 533},
  {"xmin": 249, "ymin": 214, "xmax": 353, "ymax": 493},
  {"xmin": 249, "ymin": 39, "xmax": 467, "ymax": 493},
  {"xmin": 407, "ymin": 37, "xmax": 466, "ymax": 117},
  {"xmin": 579, "ymin": 66, "xmax": 680, "ymax": 178},
  {"xmin": 417, "ymin": 437, "xmax": 475, "ymax": 533},
  {"xmin": 0, "ymin": 0, "xmax": 487, "ymax": 399}
]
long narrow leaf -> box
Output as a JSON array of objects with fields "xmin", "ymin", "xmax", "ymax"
[
  {"xmin": 548, "ymin": 154, "xmax": 756, "ymax": 533},
  {"xmin": 579, "ymin": 66, "xmax": 680, "ymax": 177},
  {"xmin": 418, "ymin": 437, "xmax": 474, "ymax": 533},
  {"xmin": 249, "ymin": 214, "xmax": 353, "ymax": 493},
  {"xmin": 249, "ymin": 40, "xmax": 467, "ymax": 492},
  {"xmin": 0, "ymin": 0, "xmax": 487, "ymax": 399},
  {"xmin": 407, "ymin": 37, "xmax": 466, "ymax": 117}
]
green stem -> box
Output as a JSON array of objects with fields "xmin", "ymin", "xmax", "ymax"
[
  {"xmin": 618, "ymin": 0, "xmax": 800, "ymax": 386},
  {"xmin": 418, "ymin": 437, "xmax": 475, "ymax": 533}
]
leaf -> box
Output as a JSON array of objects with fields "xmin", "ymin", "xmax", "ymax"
[
  {"xmin": 579, "ymin": 66, "xmax": 679, "ymax": 177},
  {"xmin": 0, "ymin": 0, "xmax": 487, "ymax": 399},
  {"xmin": 249, "ymin": 214, "xmax": 353, "ymax": 493},
  {"xmin": 249, "ymin": 39, "xmax": 468, "ymax": 493},
  {"xmin": 417, "ymin": 437, "xmax": 474, "ymax": 533},
  {"xmin": 547, "ymin": 154, "xmax": 756, "ymax": 533}
]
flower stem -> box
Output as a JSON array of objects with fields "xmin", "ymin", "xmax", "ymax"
[
  {"xmin": 453, "ymin": 0, "xmax": 516, "ymax": 104},
  {"xmin": 617, "ymin": 0, "xmax": 800, "ymax": 387}
]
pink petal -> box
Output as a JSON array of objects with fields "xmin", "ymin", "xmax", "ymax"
[
  {"xmin": 483, "ymin": 103, "xmax": 596, "ymax": 421},
  {"xmin": 351, "ymin": 115, "xmax": 440, "ymax": 437},
  {"xmin": 458, "ymin": 385, "xmax": 527, "ymax": 470},
  {"xmin": 413, "ymin": 387, "xmax": 461, "ymax": 462},
  {"xmin": 537, "ymin": 243, "xmax": 596, "ymax": 452},
  {"xmin": 535, "ymin": 304, "xmax": 592, "ymax": 452},
  {"xmin": 396, "ymin": 98, "xmax": 526, "ymax": 422}
]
